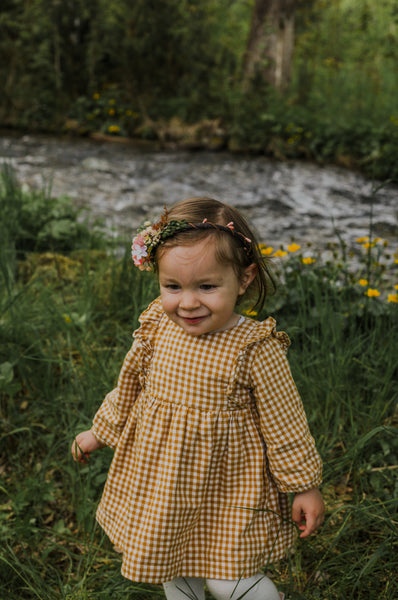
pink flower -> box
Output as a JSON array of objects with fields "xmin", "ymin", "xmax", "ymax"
[{"xmin": 131, "ymin": 238, "xmax": 148, "ymax": 267}]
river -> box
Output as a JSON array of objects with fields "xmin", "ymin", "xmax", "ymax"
[{"xmin": 1, "ymin": 133, "xmax": 397, "ymax": 251}]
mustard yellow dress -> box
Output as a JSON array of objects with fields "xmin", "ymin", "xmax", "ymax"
[{"xmin": 91, "ymin": 297, "xmax": 322, "ymax": 584}]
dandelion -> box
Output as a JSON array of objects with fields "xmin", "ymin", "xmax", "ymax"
[
  {"xmin": 109, "ymin": 108, "xmax": 115, "ymax": 116},
  {"xmin": 365, "ymin": 288, "xmax": 380, "ymax": 297},
  {"xmin": 273, "ymin": 250, "xmax": 288, "ymax": 257},
  {"xmin": 358, "ymin": 279, "xmax": 368, "ymax": 286},
  {"xmin": 108, "ymin": 125, "xmax": 120, "ymax": 134},
  {"xmin": 259, "ymin": 246, "xmax": 274, "ymax": 256},
  {"xmin": 63, "ymin": 314, "xmax": 72, "ymax": 323},
  {"xmin": 244, "ymin": 309, "xmax": 258, "ymax": 317},
  {"xmin": 93, "ymin": 93, "xmax": 100, "ymax": 100},
  {"xmin": 394, "ymin": 285, "xmax": 398, "ymax": 290},
  {"xmin": 387, "ymin": 294, "xmax": 398, "ymax": 303},
  {"xmin": 363, "ymin": 242, "xmax": 376, "ymax": 248},
  {"xmin": 302, "ymin": 257, "xmax": 315, "ymax": 264},
  {"xmin": 356, "ymin": 236, "xmax": 369, "ymax": 243},
  {"xmin": 287, "ymin": 243, "xmax": 301, "ymax": 253}
]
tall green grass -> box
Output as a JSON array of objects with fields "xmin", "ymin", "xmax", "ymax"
[{"xmin": 0, "ymin": 167, "xmax": 397, "ymax": 599}]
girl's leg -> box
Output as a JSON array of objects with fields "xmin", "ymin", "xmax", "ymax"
[
  {"xmin": 163, "ymin": 577, "xmax": 206, "ymax": 600},
  {"xmin": 206, "ymin": 573, "xmax": 280, "ymax": 600}
]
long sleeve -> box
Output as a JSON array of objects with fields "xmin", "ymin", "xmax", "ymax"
[
  {"xmin": 91, "ymin": 339, "xmax": 143, "ymax": 448},
  {"xmin": 249, "ymin": 335, "xmax": 322, "ymax": 493}
]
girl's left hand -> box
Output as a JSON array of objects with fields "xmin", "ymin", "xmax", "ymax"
[{"xmin": 292, "ymin": 488, "xmax": 325, "ymax": 537}]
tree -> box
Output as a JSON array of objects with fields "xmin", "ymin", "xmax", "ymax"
[{"xmin": 243, "ymin": 0, "xmax": 297, "ymax": 90}]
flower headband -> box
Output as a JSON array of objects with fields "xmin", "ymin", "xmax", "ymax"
[{"xmin": 131, "ymin": 208, "xmax": 252, "ymax": 271}]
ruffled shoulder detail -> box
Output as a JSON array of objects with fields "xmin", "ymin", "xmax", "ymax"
[
  {"xmin": 131, "ymin": 297, "xmax": 164, "ymax": 389},
  {"xmin": 133, "ymin": 297, "xmax": 164, "ymax": 340},
  {"xmin": 241, "ymin": 316, "xmax": 290, "ymax": 353},
  {"xmin": 226, "ymin": 317, "xmax": 290, "ymax": 404}
]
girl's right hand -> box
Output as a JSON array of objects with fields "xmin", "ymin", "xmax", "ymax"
[{"xmin": 71, "ymin": 430, "xmax": 103, "ymax": 463}]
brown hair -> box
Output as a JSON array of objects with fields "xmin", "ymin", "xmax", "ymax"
[{"xmin": 155, "ymin": 197, "xmax": 276, "ymax": 311}]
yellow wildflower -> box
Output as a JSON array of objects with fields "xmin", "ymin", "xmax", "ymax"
[
  {"xmin": 273, "ymin": 250, "xmax": 288, "ymax": 257},
  {"xmin": 244, "ymin": 309, "xmax": 258, "ymax": 316},
  {"xmin": 365, "ymin": 288, "xmax": 380, "ymax": 297},
  {"xmin": 126, "ymin": 110, "xmax": 133, "ymax": 116},
  {"xmin": 108, "ymin": 108, "xmax": 115, "ymax": 116},
  {"xmin": 63, "ymin": 314, "xmax": 72, "ymax": 323},
  {"xmin": 109, "ymin": 99, "xmax": 116, "ymax": 105},
  {"xmin": 302, "ymin": 257, "xmax": 315, "ymax": 264},
  {"xmin": 356, "ymin": 236, "xmax": 369, "ymax": 243},
  {"xmin": 387, "ymin": 294, "xmax": 398, "ymax": 303},
  {"xmin": 93, "ymin": 93, "xmax": 100, "ymax": 100},
  {"xmin": 108, "ymin": 125, "xmax": 120, "ymax": 133},
  {"xmin": 260, "ymin": 246, "xmax": 274, "ymax": 256},
  {"xmin": 363, "ymin": 242, "xmax": 376, "ymax": 248},
  {"xmin": 358, "ymin": 279, "xmax": 368, "ymax": 286},
  {"xmin": 287, "ymin": 243, "xmax": 301, "ymax": 253},
  {"xmin": 394, "ymin": 285, "xmax": 398, "ymax": 290}
]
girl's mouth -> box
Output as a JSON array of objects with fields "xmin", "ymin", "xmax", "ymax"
[{"xmin": 181, "ymin": 315, "xmax": 207, "ymax": 325}]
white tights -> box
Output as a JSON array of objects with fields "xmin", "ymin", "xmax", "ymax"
[{"xmin": 163, "ymin": 573, "xmax": 280, "ymax": 600}]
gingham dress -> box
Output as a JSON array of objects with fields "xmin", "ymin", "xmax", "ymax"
[{"xmin": 91, "ymin": 297, "xmax": 322, "ymax": 584}]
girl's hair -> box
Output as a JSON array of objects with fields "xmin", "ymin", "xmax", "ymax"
[{"xmin": 155, "ymin": 197, "xmax": 276, "ymax": 311}]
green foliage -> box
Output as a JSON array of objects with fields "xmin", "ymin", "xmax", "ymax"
[
  {"xmin": 0, "ymin": 164, "xmax": 106, "ymax": 259},
  {"xmin": 0, "ymin": 171, "xmax": 397, "ymax": 598},
  {"xmin": 1, "ymin": 0, "xmax": 398, "ymax": 177},
  {"xmin": 0, "ymin": 0, "xmax": 247, "ymax": 128}
]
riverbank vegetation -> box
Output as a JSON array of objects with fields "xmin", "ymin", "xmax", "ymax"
[
  {"xmin": 1, "ymin": 168, "xmax": 397, "ymax": 598},
  {"xmin": 1, "ymin": 0, "xmax": 398, "ymax": 180}
]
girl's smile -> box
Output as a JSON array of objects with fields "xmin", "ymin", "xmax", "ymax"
[{"xmin": 158, "ymin": 238, "xmax": 256, "ymax": 336}]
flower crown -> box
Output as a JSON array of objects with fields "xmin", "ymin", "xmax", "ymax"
[{"xmin": 131, "ymin": 208, "xmax": 252, "ymax": 271}]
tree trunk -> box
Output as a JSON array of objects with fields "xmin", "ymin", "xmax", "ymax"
[{"xmin": 243, "ymin": 0, "xmax": 296, "ymax": 90}]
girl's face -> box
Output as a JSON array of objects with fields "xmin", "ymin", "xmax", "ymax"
[{"xmin": 158, "ymin": 237, "xmax": 256, "ymax": 336}]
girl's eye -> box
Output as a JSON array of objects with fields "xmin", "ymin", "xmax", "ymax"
[
  {"xmin": 164, "ymin": 284, "xmax": 180, "ymax": 290},
  {"xmin": 200, "ymin": 284, "xmax": 216, "ymax": 291}
]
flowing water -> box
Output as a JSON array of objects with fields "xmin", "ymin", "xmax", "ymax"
[{"xmin": 1, "ymin": 133, "xmax": 397, "ymax": 251}]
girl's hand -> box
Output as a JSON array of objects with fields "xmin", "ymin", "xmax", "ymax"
[
  {"xmin": 292, "ymin": 488, "xmax": 325, "ymax": 538},
  {"xmin": 71, "ymin": 430, "xmax": 103, "ymax": 463}
]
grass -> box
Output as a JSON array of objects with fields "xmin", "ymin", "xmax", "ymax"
[{"xmin": 0, "ymin": 167, "xmax": 397, "ymax": 599}]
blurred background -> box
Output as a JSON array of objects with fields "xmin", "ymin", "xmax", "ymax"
[{"xmin": 1, "ymin": 0, "xmax": 398, "ymax": 179}]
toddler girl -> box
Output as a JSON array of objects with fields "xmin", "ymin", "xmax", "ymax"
[{"xmin": 72, "ymin": 198, "xmax": 324, "ymax": 600}]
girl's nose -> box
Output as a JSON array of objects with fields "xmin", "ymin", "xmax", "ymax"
[{"xmin": 179, "ymin": 290, "xmax": 200, "ymax": 310}]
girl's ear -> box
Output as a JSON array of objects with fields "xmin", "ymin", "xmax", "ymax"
[{"xmin": 238, "ymin": 263, "xmax": 257, "ymax": 295}]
